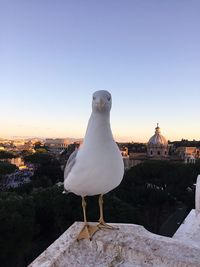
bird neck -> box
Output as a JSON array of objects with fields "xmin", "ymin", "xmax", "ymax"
[{"xmin": 83, "ymin": 112, "xmax": 113, "ymax": 146}]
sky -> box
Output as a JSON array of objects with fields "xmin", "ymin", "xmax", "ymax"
[{"xmin": 0, "ymin": 0, "xmax": 200, "ymax": 142}]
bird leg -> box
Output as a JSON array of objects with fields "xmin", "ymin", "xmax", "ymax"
[
  {"xmin": 97, "ymin": 194, "xmax": 116, "ymax": 229},
  {"xmin": 77, "ymin": 196, "xmax": 99, "ymax": 240}
]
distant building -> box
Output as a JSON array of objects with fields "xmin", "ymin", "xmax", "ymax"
[
  {"xmin": 129, "ymin": 152, "xmax": 147, "ymax": 165},
  {"xmin": 120, "ymin": 147, "xmax": 130, "ymax": 169},
  {"xmin": 45, "ymin": 138, "xmax": 70, "ymax": 153},
  {"xmin": 176, "ymin": 147, "xmax": 200, "ymax": 164},
  {"xmin": 10, "ymin": 157, "xmax": 27, "ymax": 170},
  {"xmin": 147, "ymin": 124, "xmax": 169, "ymax": 160},
  {"xmin": 126, "ymin": 124, "xmax": 169, "ymax": 167},
  {"xmin": 119, "ymin": 124, "xmax": 200, "ymax": 168},
  {"xmin": 7, "ymin": 139, "xmax": 35, "ymax": 152}
]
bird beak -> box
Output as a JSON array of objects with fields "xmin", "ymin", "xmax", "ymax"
[{"xmin": 96, "ymin": 98, "xmax": 105, "ymax": 111}]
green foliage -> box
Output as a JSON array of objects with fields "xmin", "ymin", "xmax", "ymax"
[
  {"xmin": 114, "ymin": 160, "xmax": 200, "ymax": 233},
  {"xmin": 33, "ymin": 161, "xmax": 63, "ymax": 185},
  {"xmin": 121, "ymin": 142, "xmax": 147, "ymax": 152},
  {"xmin": 170, "ymin": 139, "xmax": 200, "ymax": 148},
  {"xmin": 9, "ymin": 182, "xmax": 34, "ymax": 195},
  {"xmin": 34, "ymin": 142, "xmax": 49, "ymax": 153},
  {"xmin": 32, "ymin": 175, "xmax": 53, "ymax": 188},
  {"xmin": 24, "ymin": 152, "xmax": 63, "ymax": 187},
  {"xmin": 24, "ymin": 152, "xmax": 52, "ymax": 165},
  {"xmin": 0, "ymin": 151, "xmax": 16, "ymax": 159},
  {"xmin": 34, "ymin": 141, "xmax": 42, "ymax": 149},
  {"xmin": 35, "ymin": 148, "xmax": 48, "ymax": 153},
  {"xmin": 0, "ymin": 192, "xmax": 36, "ymax": 267},
  {"xmin": 0, "ymin": 162, "xmax": 18, "ymax": 175}
]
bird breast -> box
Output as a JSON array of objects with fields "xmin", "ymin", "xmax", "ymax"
[{"xmin": 64, "ymin": 141, "xmax": 124, "ymax": 196}]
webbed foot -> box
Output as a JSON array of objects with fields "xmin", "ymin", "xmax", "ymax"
[
  {"xmin": 97, "ymin": 220, "xmax": 118, "ymax": 230},
  {"xmin": 77, "ymin": 224, "xmax": 99, "ymax": 240}
]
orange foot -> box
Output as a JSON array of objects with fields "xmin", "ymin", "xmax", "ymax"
[
  {"xmin": 97, "ymin": 220, "xmax": 119, "ymax": 230},
  {"xmin": 77, "ymin": 224, "xmax": 99, "ymax": 240}
]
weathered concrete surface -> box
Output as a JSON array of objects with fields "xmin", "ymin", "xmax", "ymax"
[
  {"xmin": 173, "ymin": 175, "xmax": 200, "ymax": 249},
  {"xmin": 173, "ymin": 209, "xmax": 200, "ymax": 248},
  {"xmin": 195, "ymin": 175, "xmax": 200, "ymax": 215},
  {"xmin": 29, "ymin": 222, "xmax": 200, "ymax": 267}
]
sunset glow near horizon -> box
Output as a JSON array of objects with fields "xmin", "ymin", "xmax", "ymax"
[{"xmin": 1, "ymin": 1, "xmax": 200, "ymax": 142}]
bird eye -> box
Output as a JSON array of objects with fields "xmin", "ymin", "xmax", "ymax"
[
  {"xmin": 107, "ymin": 96, "xmax": 111, "ymax": 101},
  {"xmin": 93, "ymin": 96, "xmax": 96, "ymax": 100}
]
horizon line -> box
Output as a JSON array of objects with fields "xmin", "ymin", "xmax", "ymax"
[{"xmin": 1, "ymin": 135, "xmax": 200, "ymax": 144}]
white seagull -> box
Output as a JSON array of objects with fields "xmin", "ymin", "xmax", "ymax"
[{"xmin": 64, "ymin": 90, "xmax": 124, "ymax": 240}]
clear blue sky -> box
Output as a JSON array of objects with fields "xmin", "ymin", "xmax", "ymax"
[{"xmin": 0, "ymin": 0, "xmax": 200, "ymax": 142}]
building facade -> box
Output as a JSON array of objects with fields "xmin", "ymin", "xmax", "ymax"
[
  {"xmin": 147, "ymin": 124, "xmax": 169, "ymax": 159},
  {"xmin": 45, "ymin": 138, "xmax": 69, "ymax": 153},
  {"xmin": 176, "ymin": 146, "xmax": 200, "ymax": 164}
]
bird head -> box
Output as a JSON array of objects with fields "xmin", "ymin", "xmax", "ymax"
[{"xmin": 92, "ymin": 90, "xmax": 112, "ymax": 113}]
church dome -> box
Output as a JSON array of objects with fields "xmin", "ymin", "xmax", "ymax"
[{"xmin": 148, "ymin": 124, "xmax": 168, "ymax": 146}]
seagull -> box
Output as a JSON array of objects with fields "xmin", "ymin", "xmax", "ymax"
[{"xmin": 64, "ymin": 90, "xmax": 124, "ymax": 240}]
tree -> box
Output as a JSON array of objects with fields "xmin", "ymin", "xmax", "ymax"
[
  {"xmin": 0, "ymin": 162, "xmax": 18, "ymax": 175},
  {"xmin": 24, "ymin": 153, "xmax": 52, "ymax": 165},
  {"xmin": 0, "ymin": 151, "xmax": 16, "ymax": 159},
  {"xmin": 34, "ymin": 142, "xmax": 48, "ymax": 153},
  {"xmin": 113, "ymin": 160, "xmax": 200, "ymax": 234},
  {"xmin": 0, "ymin": 192, "xmax": 36, "ymax": 267}
]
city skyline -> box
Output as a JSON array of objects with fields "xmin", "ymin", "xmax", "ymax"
[{"xmin": 1, "ymin": 1, "xmax": 200, "ymax": 142}]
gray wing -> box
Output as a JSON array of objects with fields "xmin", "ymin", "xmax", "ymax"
[{"xmin": 64, "ymin": 149, "xmax": 78, "ymax": 180}]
